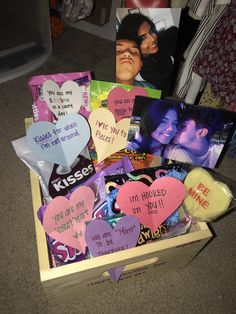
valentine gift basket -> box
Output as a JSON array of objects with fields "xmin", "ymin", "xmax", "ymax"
[{"xmin": 12, "ymin": 71, "xmax": 236, "ymax": 304}]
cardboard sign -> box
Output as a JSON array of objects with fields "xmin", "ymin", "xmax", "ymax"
[
  {"xmin": 43, "ymin": 186, "xmax": 95, "ymax": 253},
  {"xmin": 116, "ymin": 177, "xmax": 186, "ymax": 232},
  {"xmin": 26, "ymin": 113, "xmax": 91, "ymax": 167},
  {"xmin": 88, "ymin": 108, "xmax": 130, "ymax": 163},
  {"xmin": 42, "ymin": 80, "xmax": 82, "ymax": 118},
  {"xmin": 85, "ymin": 215, "xmax": 140, "ymax": 281},
  {"xmin": 107, "ymin": 87, "xmax": 148, "ymax": 121}
]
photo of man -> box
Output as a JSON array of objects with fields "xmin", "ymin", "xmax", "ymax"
[
  {"xmin": 167, "ymin": 107, "xmax": 234, "ymax": 168},
  {"xmin": 116, "ymin": 35, "xmax": 155, "ymax": 88}
]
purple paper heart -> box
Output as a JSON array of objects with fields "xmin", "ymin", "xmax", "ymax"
[{"xmin": 85, "ymin": 215, "xmax": 140, "ymax": 281}]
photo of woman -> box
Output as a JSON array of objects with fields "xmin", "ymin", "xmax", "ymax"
[
  {"xmin": 116, "ymin": 8, "xmax": 181, "ymax": 97},
  {"xmin": 126, "ymin": 98, "xmax": 181, "ymax": 157}
]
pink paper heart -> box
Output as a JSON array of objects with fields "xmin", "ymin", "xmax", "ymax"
[
  {"xmin": 43, "ymin": 186, "xmax": 95, "ymax": 253},
  {"xmin": 85, "ymin": 215, "xmax": 140, "ymax": 281},
  {"xmin": 116, "ymin": 177, "xmax": 186, "ymax": 232},
  {"xmin": 107, "ymin": 87, "xmax": 148, "ymax": 121}
]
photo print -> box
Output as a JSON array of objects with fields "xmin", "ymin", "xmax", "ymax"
[
  {"xmin": 126, "ymin": 96, "xmax": 236, "ymax": 168},
  {"xmin": 116, "ymin": 7, "xmax": 181, "ymax": 97}
]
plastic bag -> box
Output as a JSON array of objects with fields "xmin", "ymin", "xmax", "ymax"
[{"xmin": 61, "ymin": 0, "xmax": 94, "ymax": 23}]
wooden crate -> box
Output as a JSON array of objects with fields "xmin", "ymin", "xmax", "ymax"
[{"xmin": 26, "ymin": 119, "xmax": 212, "ymax": 305}]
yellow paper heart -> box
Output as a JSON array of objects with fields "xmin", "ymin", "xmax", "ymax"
[
  {"xmin": 184, "ymin": 168, "xmax": 232, "ymax": 221},
  {"xmin": 88, "ymin": 108, "xmax": 130, "ymax": 162}
]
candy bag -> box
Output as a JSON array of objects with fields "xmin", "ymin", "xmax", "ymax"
[
  {"xmin": 28, "ymin": 71, "xmax": 91, "ymax": 122},
  {"xmin": 82, "ymin": 157, "xmax": 134, "ymax": 219},
  {"xmin": 12, "ymin": 136, "xmax": 95, "ymax": 203}
]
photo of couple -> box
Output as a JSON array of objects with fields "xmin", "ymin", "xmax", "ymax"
[
  {"xmin": 126, "ymin": 97, "xmax": 236, "ymax": 168},
  {"xmin": 116, "ymin": 8, "xmax": 181, "ymax": 97}
]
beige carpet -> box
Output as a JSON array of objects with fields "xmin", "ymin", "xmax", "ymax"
[{"xmin": 0, "ymin": 27, "xmax": 235, "ymax": 314}]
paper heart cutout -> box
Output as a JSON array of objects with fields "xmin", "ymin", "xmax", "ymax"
[
  {"xmin": 116, "ymin": 177, "xmax": 186, "ymax": 232},
  {"xmin": 184, "ymin": 167, "xmax": 232, "ymax": 221},
  {"xmin": 42, "ymin": 80, "xmax": 82, "ymax": 118},
  {"xmin": 85, "ymin": 215, "xmax": 140, "ymax": 281},
  {"xmin": 107, "ymin": 87, "xmax": 148, "ymax": 121},
  {"xmin": 88, "ymin": 108, "xmax": 130, "ymax": 163},
  {"xmin": 43, "ymin": 186, "xmax": 95, "ymax": 253},
  {"xmin": 26, "ymin": 113, "xmax": 91, "ymax": 167}
]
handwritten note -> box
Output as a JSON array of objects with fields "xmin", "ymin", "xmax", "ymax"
[
  {"xmin": 42, "ymin": 80, "xmax": 82, "ymax": 118},
  {"xmin": 107, "ymin": 87, "xmax": 148, "ymax": 121},
  {"xmin": 88, "ymin": 108, "xmax": 130, "ymax": 162},
  {"xmin": 116, "ymin": 177, "xmax": 186, "ymax": 232},
  {"xmin": 85, "ymin": 215, "xmax": 140, "ymax": 281},
  {"xmin": 43, "ymin": 186, "xmax": 95, "ymax": 253},
  {"xmin": 26, "ymin": 113, "xmax": 90, "ymax": 167}
]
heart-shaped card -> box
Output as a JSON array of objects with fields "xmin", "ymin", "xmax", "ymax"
[
  {"xmin": 26, "ymin": 113, "xmax": 91, "ymax": 167},
  {"xmin": 88, "ymin": 108, "xmax": 130, "ymax": 163},
  {"xmin": 116, "ymin": 177, "xmax": 186, "ymax": 232},
  {"xmin": 42, "ymin": 80, "xmax": 82, "ymax": 118},
  {"xmin": 107, "ymin": 87, "xmax": 148, "ymax": 121},
  {"xmin": 85, "ymin": 215, "xmax": 140, "ymax": 281},
  {"xmin": 43, "ymin": 186, "xmax": 95, "ymax": 253}
]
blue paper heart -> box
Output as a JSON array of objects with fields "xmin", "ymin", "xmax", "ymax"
[{"xmin": 26, "ymin": 113, "xmax": 90, "ymax": 167}]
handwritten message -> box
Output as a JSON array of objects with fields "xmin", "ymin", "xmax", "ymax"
[
  {"xmin": 128, "ymin": 188, "xmax": 167, "ymax": 214},
  {"xmin": 88, "ymin": 108, "xmax": 130, "ymax": 162},
  {"xmin": 107, "ymin": 87, "xmax": 148, "ymax": 121},
  {"xmin": 116, "ymin": 178, "xmax": 186, "ymax": 232},
  {"xmin": 43, "ymin": 186, "xmax": 95, "ymax": 253},
  {"xmin": 26, "ymin": 113, "xmax": 91, "ymax": 167},
  {"xmin": 94, "ymin": 120, "xmax": 127, "ymax": 145},
  {"xmin": 85, "ymin": 215, "xmax": 140, "ymax": 281},
  {"xmin": 42, "ymin": 80, "xmax": 82, "ymax": 118}
]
